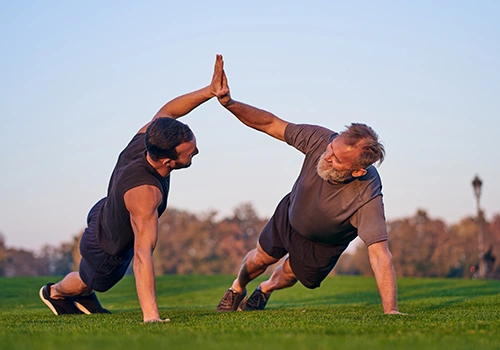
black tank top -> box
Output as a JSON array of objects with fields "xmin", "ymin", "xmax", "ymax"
[{"xmin": 96, "ymin": 133, "xmax": 170, "ymax": 255}]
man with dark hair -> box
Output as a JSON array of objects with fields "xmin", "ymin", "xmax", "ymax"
[
  {"xmin": 215, "ymin": 59, "xmax": 402, "ymax": 314},
  {"xmin": 40, "ymin": 55, "xmax": 226, "ymax": 323}
]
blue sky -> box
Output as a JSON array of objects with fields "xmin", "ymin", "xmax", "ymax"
[{"xmin": 1, "ymin": 1, "xmax": 499, "ymax": 251}]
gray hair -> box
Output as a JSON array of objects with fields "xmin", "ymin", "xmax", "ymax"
[{"xmin": 339, "ymin": 123, "xmax": 385, "ymax": 168}]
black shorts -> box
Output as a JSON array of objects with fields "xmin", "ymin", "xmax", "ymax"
[
  {"xmin": 259, "ymin": 194, "xmax": 348, "ymax": 289},
  {"xmin": 79, "ymin": 198, "xmax": 133, "ymax": 292}
]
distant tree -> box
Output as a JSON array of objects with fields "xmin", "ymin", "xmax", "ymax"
[
  {"xmin": 0, "ymin": 233, "xmax": 6, "ymax": 276},
  {"xmin": 339, "ymin": 210, "xmax": 475, "ymax": 278},
  {"xmin": 3, "ymin": 248, "xmax": 49, "ymax": 277},
  {"xmin": 488, "ymin": 214, "xmax": 500, "ymax": 246},
  {"xmin": 71, "ymin": 231, "xmax": 83, "ymax": 271},
  {"xmin": 153, "ymin": 203, "xmax": 267, "ymax": 275},
  {"xmin": 486, "ymin": 214, "xmax": 500, "ymax": 278},
  {"xmin": 448, "ymin": 217, "xmax": 479, "ymax": 279},
  {"xmin": 334, "ymin": 245, "xmax": 365, "ymax": 276},
  {"xmin": 4, "ymin": 204, "xmax": 496, "ymax": 279},
  {"xmin": 450, "ymin": 212, "xmax": 499, "ymax": 279},
  {"xmin": 154, "ymin": 208, "xmax": 201, "ymax": 274},
  {"xmin": 388, "ymin": 209, "xmax": 458, "ymax": 277},
  {"xmin": 38, "ymin": 242, "xmax": 74, "ymax": 276},
  {"xmin": 213, "ymin": 202, "xmax": 266, "ymax": 273},
  {"xmin": 345, "ymin": 243, "xmax": 372, "ymax": 276}
]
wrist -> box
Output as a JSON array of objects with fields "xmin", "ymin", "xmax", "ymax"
[
  {"xmin": 220, "ymin": 97, "xmax": 234, "ymax": 108},
  {"xmin": 204, "ymin": 85, "xmax": 217, "ymax": 99}
]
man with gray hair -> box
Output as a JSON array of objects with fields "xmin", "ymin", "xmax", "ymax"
[{"xmin": 215, "ymin": 57, "xmax": 402, "ymax": 314}]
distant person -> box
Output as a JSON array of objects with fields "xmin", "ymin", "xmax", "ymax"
[
  {"xmin": 215, "ymin": 58, "xmax": 402, "ymax": 314},
  {"xmin": 40, "ymin": 55, "xmax": 226, "ymax": 323}
]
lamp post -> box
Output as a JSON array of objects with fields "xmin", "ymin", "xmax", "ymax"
[{"xmin": 472, "ymin": 175, "xmax": 485, "ymax": 279}]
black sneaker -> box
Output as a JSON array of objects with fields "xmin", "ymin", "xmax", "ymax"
[
  {"xmin": 241, "ymin": 286, "xmax": 272, "ymax": 311},
  {"xmin": 74, "ymin": 292, "xmax": 111, "ymax": 314},
  {"xmin": 39, "ymin": 283, "xmax": 84, "ymax": 315},
  {"xmin": 216, "ymin": 288, "xmax": 247, "ymax": 312}
]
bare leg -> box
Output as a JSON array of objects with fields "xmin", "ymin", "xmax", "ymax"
[
  {"xmin": 260, "ymin": 257, "xmax": 297, "ymax": 293},
  {"xmin": 231, "ymin": 242, "xmax": 280, "ymax": 293},
  {"xmin": 50, "ymin": 272, "xmax": 92, "ymax": 299}
]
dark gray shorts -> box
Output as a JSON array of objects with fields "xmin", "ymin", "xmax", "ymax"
[
  {"xmin": 259, "ymin": 194, "xmax": 348, "ymax": 289},
  {"xmin": 79, "ymin": 198, "xmax": 133, "ymax": 292}
]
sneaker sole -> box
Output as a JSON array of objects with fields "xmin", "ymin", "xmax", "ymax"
[
  {"xmin": 74, "ymin": 302, "xmax": 92, "ymax": 315},
  {"xmin": 237, "ymin": 296, "xmax": 248, "ymax": 311},
  {"xmin": 39, "ymin": 286, "xmax": 59, "ymax": 316}
]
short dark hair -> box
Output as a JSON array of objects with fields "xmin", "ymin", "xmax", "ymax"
[
  {"xmin": 145, "ymin": 118, "xmax": 194, "ymax": 161},
  {"xmin": 340, "ymin": 123, "xmax": 385, "ymax": 168}
]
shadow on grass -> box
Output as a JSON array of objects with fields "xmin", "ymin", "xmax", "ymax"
[{"xmin": 268, "ymin": 277, "xmax": 500, "ymax": 312}]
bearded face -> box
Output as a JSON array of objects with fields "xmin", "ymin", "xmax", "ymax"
[{"xmin": 316, "ymin": 151, "xmax": 353, "ymax": 183}]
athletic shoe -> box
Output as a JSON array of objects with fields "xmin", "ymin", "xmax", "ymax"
[
  {"xmin": 39, "ymin": 283, "xmax": 83, "ymax": 315},
  {"xmin": 74, "ymin": 292, "xmax": 111, "ymax": 314},
  {"xmin": 240, "ymin": 286, "xmax": 272, "ymax": 311},
  {"xmin": 216, "ymin": 288, "xmax": 247, "ymax": 312}
]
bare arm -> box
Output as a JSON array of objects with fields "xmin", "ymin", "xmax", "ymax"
[
  {"xmin": 137, "ymin": 54, "xmax": 226, "ymax": 134},
  {"xmin": 367, "ymin": 240, "xmax": 402, "ymax": 314},
  {"xmin": 218, "ymin": 70, "xmax": 290, "ymax": 142},
  {"xmin": 124, "ymin": 185, "xmax": 167, "ymax": 323}
]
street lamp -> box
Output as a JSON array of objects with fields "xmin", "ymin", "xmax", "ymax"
[{"xmin": 472, "ymin": 175, "xmax": 485, "ymax": 278}]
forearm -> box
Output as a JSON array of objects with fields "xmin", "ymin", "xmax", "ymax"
[
  {"xmin": 133, "ymin": 250, "xmax": 160, "ymax": 322},
  {"xmin": 369, "ymin": 250, "xmax": 399, "ymax": 313},
  {"xmin": 225, "ymin": 99, "xmax": 287, "ymax": 141},
  {"xmin": 154, "ymin": 85, "xmax": 214, "ymax": 119}
]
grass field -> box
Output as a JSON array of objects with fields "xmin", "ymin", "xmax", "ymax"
[{"xmin": 1, "ymin": 274, "xmax": 499, "ymax": 350}]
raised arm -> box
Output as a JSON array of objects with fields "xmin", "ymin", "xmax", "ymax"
[
  {"xmin": 367, "ymin": 240, "xmax": 402, "ymax": 314},
  {"xmin": 137, "ymin": 54, "xmax": 225, "ymax": 134},
  {"xmin": 124, "ymin": 185, "xmax": 166, "ymax": 323},
  {"xmin": 218, "ymin": 70, "xmax": 290, "ymax": 142}
]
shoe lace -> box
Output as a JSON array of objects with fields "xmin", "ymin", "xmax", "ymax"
[
  {"xmin": 247, "ymin": 290, "xmax": 267, "ymax": 309},
  {"xmin": 219, "ymin": 290, "xmax": 236, "ymax": 308}
]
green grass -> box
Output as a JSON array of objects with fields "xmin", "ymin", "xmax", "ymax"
[{"xmin": 1, "ymin": 275, "xmax": 499, "ymax": 350}]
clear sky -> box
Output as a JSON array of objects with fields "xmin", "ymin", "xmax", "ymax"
[{"xmin": 1, "ymin": 1, "xmax": 499, "ymax": 251}]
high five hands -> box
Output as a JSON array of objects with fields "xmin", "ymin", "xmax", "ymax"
[{"xmin": 209, "ymin": 54, "xmax": 231, "ymax": 106}]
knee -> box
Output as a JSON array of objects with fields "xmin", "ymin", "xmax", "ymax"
[
  {"xmin": 252, "ymin": 247, "xmax": 279, "ymax": 267},
  {"xmin": 282, "ymin": 260, "xmax": 298, "ymax": 284}
]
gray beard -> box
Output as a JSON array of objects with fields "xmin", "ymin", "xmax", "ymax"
[{"xmin": 316, "ymin": 153, "xmax": 352, "ymax": 183}]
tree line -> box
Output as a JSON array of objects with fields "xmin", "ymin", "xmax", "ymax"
[{"xmin": 1, "ymin": 203, "xmax": 499, "ymax": 279}]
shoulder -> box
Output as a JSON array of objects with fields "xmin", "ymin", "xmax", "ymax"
[
  {"xmin": 127, "ymin": 133, "xmax": 146, "ymax": 149},
  {"xmin": 124, "ymin": 184, "xmax": 163, "ymax": 215},
  {"xmin": 116, "ymin": 133, "xmax": 146, "ymax": 162},
  {"xmin": 363, "ymin": 165, "xmax": 381, "ymax": 181},
  {"xmin": 285, "ymin": 124, "xmax": 337, "ymax": 154},
  {"xmin": 285, "ymin": 124, "xmax": 335, "ymax": 140},
  {"xmin": 113, "ymin": 147, "xmax": 166, "ymax": 197},
  {"xmin": 354, "ymin": 165, "xmax": 383, "ymax": 199}
]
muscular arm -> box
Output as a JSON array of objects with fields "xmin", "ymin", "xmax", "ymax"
[
  {"xmin": 367, "ymin": 240, "xmax": 401, "ymax": 314},
  {"xmin": 218, "ymin": 67, "xmax": 289, "ymax": 141},
  {"xmin": 223, "ymin": 99, "xmax": 290, "ymax": 142},
  {"xmin": 124, "ymin": 185, "xmax": 166, "ymax": 322},
  {"xmin": 151, "ymin": 86, "xmax": 214, "ymax": 120},
  {"xmin": 137, "ymin": 54, "xmax": 225, "ymax": 134}
]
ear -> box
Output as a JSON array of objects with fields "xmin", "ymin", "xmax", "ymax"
[
  {"xmin": 351, "ymin": 168, "xmax": 367, "ymax": 178},
  {"xmin": 161, "ymin": 158, "xmax": 174, "ymax": 168}
]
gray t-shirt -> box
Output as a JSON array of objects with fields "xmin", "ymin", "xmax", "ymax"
[{"xmin": 285, "ymin": 124, "xmax": 388, "ymax": 247}]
